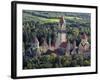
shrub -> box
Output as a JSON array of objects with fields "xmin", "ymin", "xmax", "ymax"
[{"xmin": 83, "ymin": 60, "xmax": 90, "ymax": 66}]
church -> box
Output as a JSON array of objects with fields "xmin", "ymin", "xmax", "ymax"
[
  {"xmin": 48, "ymin": 16, "xmax": 68, "ymax": 51},
  {"xmin": 56, "ymin": 16, "xmax": 67, "ymax": 48}
]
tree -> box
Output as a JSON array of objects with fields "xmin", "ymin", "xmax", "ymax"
[
  {"xmin": 72, "ymin": 27, "xmax": 79, "ymax": 38},
  {"xmin": 61, "ymin": 55, "xmax": 72, "ymax": 67},
  {"xmin": 83, "ymin": 60, "xmax": 90, "ymax": 66},
  {"xmin": 70, "ymin": 60, "xmax": 77, "ymax": 67},
  {"xmin": 77, "ymin": 54, "xmax": 84, "ymax": 66}
]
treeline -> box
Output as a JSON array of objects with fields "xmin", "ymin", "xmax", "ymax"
[
  {"xmin": 23, "ymin": 10, "xmax": 90, "ymax": 28},
  {"xmin": 23, "ymin": 53, "xmax": 90, "ymax": 69},
  {"xmin": 23, "ymin": 10, "xmax": 90, "ymax": 20}
]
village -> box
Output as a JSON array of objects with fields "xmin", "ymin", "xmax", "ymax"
[
  {"xmin": 23, "ymin": 16, "xmax": 91, "ymax": 69},
  {"xmin": 23, "ymin": 16, "xmax": 90, "ymax": 57}
]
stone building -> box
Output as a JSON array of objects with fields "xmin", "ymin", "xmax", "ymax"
[
  {"xmin": 56, "ymin": 16, "xmax": 67, "ymax": 48},
  {"xmin": 79, "ymin": 32, "xmax": 90, "ymax": 56}
]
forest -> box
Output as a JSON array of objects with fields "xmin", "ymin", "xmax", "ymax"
[{"xmin": 23, "ymin": 10, "xmax": 91, "ymax": 69}]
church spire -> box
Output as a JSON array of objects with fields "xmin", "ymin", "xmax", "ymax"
[
  {"xmin": 56, "ymin": 16, "xmax": 67, "ymax": 48},
  {"xmin": 59, "ymin": 16, "xmax": 66, "ymax": 29}
]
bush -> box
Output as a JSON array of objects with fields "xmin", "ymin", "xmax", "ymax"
[
  {"xmin": 83, "ymin": 60, "xmax": 90, "ymax": 66},
  {"xmin": 70, "ymin": 60, "xmax": 77, "ymax": 67},
  {"xmin": 61, "ymin": 55, "xmax": 72, "ymax": 67}
]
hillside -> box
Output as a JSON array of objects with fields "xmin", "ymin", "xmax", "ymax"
[{"xmin": 23, "ymin": 10, "xmax": 90, "ymax": 28}]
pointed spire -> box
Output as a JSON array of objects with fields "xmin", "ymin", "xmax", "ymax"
[{"xmin": 59, "ymin": 16, "xmax": 65, "ymax": 27}]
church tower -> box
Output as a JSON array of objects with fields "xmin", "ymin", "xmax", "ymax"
[{"xmin": 56, "ymin": 16, "xmax": 67, "ymax": 48}]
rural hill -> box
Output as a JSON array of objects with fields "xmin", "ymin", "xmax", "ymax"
[{"xmin": 23, "ymin": 10, "xmax": 90, "ymax": 28}]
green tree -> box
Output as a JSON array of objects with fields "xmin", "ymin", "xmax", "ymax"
[
  {"xmin": 72, "ymin": 27, "xmax": 79, "ymax": 38},
  {"xmin": 83, "ymin": 60, "xmax": 90, "ymax": 66},
  {"xmin": 61, "ymin": 55, "xmax": 72, "ymax": 67}
]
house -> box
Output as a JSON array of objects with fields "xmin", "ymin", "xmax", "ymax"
[{"xmin": 79, "ymin": 32, "xmax": 90, "ymax": 57}]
